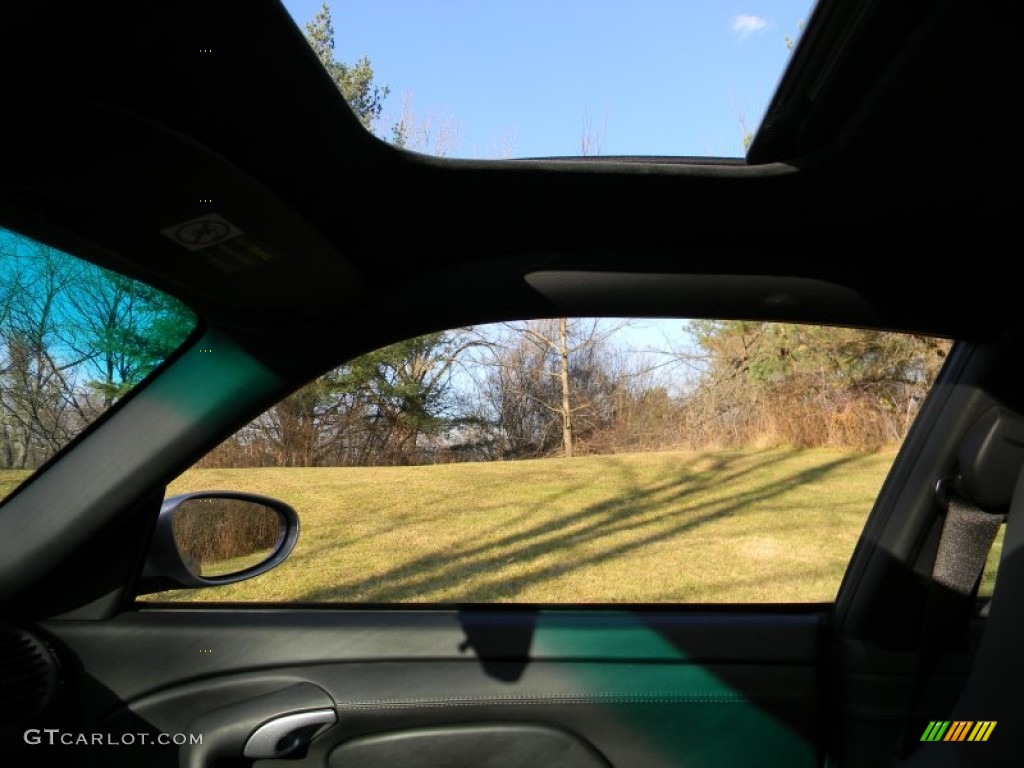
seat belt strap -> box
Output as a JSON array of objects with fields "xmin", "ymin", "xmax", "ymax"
[
  {"xmin": 897, "ymin": 494, "xmax": 1003, "ymax": 759},
  {"xmin": 932, "ymin": 495, "xmax": 1004, "ymax": 602}
]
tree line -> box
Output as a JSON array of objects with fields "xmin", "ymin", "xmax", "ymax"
[{"xmin": 198, "ymin": 319, "xmax": 950, "ymax": 468}]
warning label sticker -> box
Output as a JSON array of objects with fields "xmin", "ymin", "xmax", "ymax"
[{"xmin": 161, "ymin": 213, "xmax": 244, "ymax": 251}]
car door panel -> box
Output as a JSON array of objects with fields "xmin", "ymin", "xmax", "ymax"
[{"xmin": 41, "ymin": 608, "xmax": 826, "ymax": 767}]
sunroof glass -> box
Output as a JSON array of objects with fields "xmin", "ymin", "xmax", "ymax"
[{"xmin": 284, "ymin": 1, "xmax": 817, "ymax": 159}]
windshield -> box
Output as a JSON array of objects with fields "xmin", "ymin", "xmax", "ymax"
[{"xmin": 0, "ymin": 226, "xmax": 196, "ymax": 501}]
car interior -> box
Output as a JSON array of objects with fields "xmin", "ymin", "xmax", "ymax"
[{"xmin": 2, "ymin": 0, "xmax": 1024, "ymax": 766}]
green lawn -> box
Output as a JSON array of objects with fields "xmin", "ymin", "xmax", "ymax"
[{"xmin": 134, "ymin": 447, "xmax": 898, "ymax": 604}]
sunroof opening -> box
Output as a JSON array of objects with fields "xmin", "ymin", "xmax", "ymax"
[{"xmin": 284, "ymin": 1, "xmax": 817, "ymax": 159}]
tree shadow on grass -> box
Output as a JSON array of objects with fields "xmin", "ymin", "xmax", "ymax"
[
  {"xmin": 283, "ymin": 479, "xmax": 592, "ymax": 568},
  {"xmin": 296, "ymin": 450, "xmax": 872, "ymax": 603}
]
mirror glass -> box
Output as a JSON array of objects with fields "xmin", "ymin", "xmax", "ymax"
[{"xmin": 171, "ymin": 498, "xmax": 284, "ymax": 578}]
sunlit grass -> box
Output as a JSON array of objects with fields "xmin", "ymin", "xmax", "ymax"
[
  {"xmin": 0, "ymin": 470, "xmax": 32, "ymax": 500},
  {"xmin": 137, "ymin": 447, "xmax": 897, "ymax": 604},
  {"xmin": 980, "ymin": 525, "xmax": 1005, "ymax": 598}
]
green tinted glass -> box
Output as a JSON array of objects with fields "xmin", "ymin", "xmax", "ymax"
[{"xmin": 1, "ymin": 226, "xmax": 196, "ymax": 500}]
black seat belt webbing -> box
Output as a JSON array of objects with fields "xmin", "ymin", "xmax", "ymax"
[
  {"xmin": 932, "ymin": 495, "xmax": 1004, "ymax": 605},
  {"xmin": 897, "ymin": 494, "xmax": 1003, "ymax": 759}
]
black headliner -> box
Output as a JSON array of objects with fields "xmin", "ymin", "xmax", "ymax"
[{"xmin": 1, "ymin": 0, "xmax": 1022, "ymax": 369}]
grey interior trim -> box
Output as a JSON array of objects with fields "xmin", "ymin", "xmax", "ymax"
[{"xmin": 41, "ymin": 609, "xmax": 823, "ymax": 702}]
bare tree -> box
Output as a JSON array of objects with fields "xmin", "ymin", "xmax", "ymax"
[
  {"xmin": 477, "ymin": 319, "xmax": 632, "ymax": 458},
  {"xmin": 0, "ymin": 243, "xmax": 93, "ymax": 467},
  {"xmin": 580, "ymin": 109, "xmax": 608, "ymax": 157},
  {"xmin": 391, "ymin": 91, "xmax": 461, "ymax": 157},
  {"xmin": 1, "ymin": 234, "xmax": 193, "ymax": 469}
]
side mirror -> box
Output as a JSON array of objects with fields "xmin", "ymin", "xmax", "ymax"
[{"xmin": 137, "ymin": 491, "xmax": 299, "ymax": 594}]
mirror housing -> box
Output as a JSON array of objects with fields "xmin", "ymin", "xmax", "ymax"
[{"xmin": 137, "ymin": 491, "xmax": 299, "ymax": 594}]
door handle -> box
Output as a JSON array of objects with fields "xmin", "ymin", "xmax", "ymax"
[
  {"xmin": 180, "ymin": 682, "xmax": 336, "ymax": 768},
  {"xmin": 243, "ymin": 708, "xmax": 336, "ymax": 758}
]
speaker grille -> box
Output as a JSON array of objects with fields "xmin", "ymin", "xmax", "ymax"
[{"xmin": 0, "ymin": 628, "xmax": 59, "ymax": 728}]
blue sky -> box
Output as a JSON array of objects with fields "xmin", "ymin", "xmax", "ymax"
[{"xmin": 281, "ymin": 1, "xmax": 816, "ymax": 159}]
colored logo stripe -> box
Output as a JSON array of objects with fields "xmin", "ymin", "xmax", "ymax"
[
  {"xmin": 944, "ymin": 721, "xmax": 973, "ymax": 741},
  {"xmin": 920, "ymin": 720, "xmax": 996, "ymax": 742},
  {"xmin": 968, "ymin": 722, "xmax": 996, "ymax": 742},
  {"xmin": 921, "ymin": 722, "xmax": 950, "ymax": 742}
]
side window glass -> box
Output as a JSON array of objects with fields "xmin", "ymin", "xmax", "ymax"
[
  {"xmin": 143, "ymin": 319, "xmax": 951, "ymax": 604},
  {"xmin": 978, "ymin": 524, "xmax": 1005, "ymax": 600}
]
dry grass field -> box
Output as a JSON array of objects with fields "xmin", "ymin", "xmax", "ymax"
[{"xmin": 129, "ymin": 447, "xmax": 902, "ymax": 603}]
